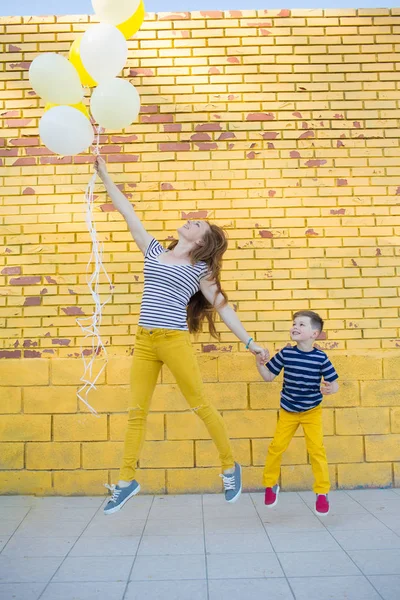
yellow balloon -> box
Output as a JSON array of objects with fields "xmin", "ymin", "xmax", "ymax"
[
  {"xmin": 45, "ymin": 102, "xmax": 90, "ymax": 120},
  {"xmin": 117, "ymin": 1, "xmax": 145, "ymax": 40},
  {"xmin": 69, "ymin": 37, "xmax": 97, "ymax": 88}
]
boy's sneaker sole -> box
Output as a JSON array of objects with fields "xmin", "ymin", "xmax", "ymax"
[
  {"xmin": 315, "ymin": 506, "xmax": 330, "ymax": 516},
  {"xmin": 104, "ymin": 483, "xmax": 141, "ymax": 515},
  {"xmin": 265, "ymin": 484, "xmax": 280, "ymax": 508}
]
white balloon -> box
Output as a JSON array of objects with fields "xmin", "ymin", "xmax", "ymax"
[
  {"xmin": 91, "ymin": 78, "xmax": 140, "ymax": 130},
  {"xmin": 92, "ymin": 0, "xmax": 141, "ymax": 25},
  {"xmin": 80, "ymin": 24, "xmax": 128, "ymax": 83},
  {"xmin": 29, "ymin": 53, "xmax": 83, "ymax": 104},
  {"xmin": 39, "ymin": 106, "xmax": 94, "ymax": 156}
]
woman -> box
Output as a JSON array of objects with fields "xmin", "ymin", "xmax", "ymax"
[{"xmin": 95, "ymin": 157, "xmax": 264, "ymax": 515}]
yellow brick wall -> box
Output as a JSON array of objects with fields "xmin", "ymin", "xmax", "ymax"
[{"xmin": 1, "ymin": 8, "xmax": 400, "ymax": 495}]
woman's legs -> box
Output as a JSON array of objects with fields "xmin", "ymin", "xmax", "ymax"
[
  {"xmin": 157, "ymin": 330, "xmax": 235, "ymax": 472},
  {"xmin": 119, "ymin": 329, "xmax": 162, "ymax": 482}
]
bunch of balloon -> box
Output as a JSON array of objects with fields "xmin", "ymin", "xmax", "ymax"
[
  {"xmin": 29, "ymin": 0, "xmax": 145, "ymax": 153},
  {"xmin": 28, "ymin": 0, "xmax": 146, "ymax": 413}
]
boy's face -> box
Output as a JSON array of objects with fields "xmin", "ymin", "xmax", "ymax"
[{"xmin": 290, "ymin": 315, "xmax": 320, "ymax": 343}]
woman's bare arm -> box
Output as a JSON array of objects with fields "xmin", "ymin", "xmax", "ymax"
[
  {"xmin": 95, "ymin": 157, "xmax": 153, "ymax": 255},
  {"xmin": 200, "ymin": 277, "xmax": 264, "ymax": 354}
]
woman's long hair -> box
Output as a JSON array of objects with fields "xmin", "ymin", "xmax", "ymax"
[{"xmin": 168, "ymin": 222, "xmax": 228, "ymax": 338}]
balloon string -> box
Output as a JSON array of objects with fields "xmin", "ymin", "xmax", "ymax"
[{"xmin": 76, "ymin": 126, "xmax": 112, "ymax": 415}]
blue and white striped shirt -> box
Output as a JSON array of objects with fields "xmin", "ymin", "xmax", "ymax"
[
  {"xmin": 266, "ymin": 345, "xmax": 339, "ymax": 413},
  {"xmin": 138, "ymin": 238, "xmax": 209, "ymax": 330}
]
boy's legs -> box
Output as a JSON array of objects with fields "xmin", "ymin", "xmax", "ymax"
[
  {"xmin": 263, "ymin": 409, "xmax": 300, "ymax": 488},
  {"xmin": 301, "ymin": 405, "xmax": 330, "ymax": 494}
]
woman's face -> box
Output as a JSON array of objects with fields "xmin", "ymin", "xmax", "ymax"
[{"xmin": 177, "ymin": 220, "xmax": 210, "ymax": 245}]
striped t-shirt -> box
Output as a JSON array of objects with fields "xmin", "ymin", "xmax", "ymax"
[
  {"xmin": 266, "ymin": 345, "xmax": 339, "ymax": 413},
  {"xmin": 138, "ymin": 238, "xmax": 209, "ymax": 330}
]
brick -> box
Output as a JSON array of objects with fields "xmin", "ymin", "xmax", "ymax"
[
  {"xmin": 106, "ymin": 357, "xmax": 133, "ymax": 385},
  {"xmin": 383, "ymin": 357, "xmax": 400, "ymax": 379},
  {"xmin": 338, "ymin": 463, "xmax": 393, "ymax": 489},
  {"xmin": 26, "ymin": 442, "xmax": 80, "ymax": 469},
  {"xmin": 329, "ymin": 355, "xmax": 382, "ymax": 380},
  {"xmin": 0, "ymin": 388, "xmax": 22, "ymax": 412},
  {"xmin": 394, "ymin": 463, "xmax": 400, "ymax": 489},
  {"xmin": 0, "ymin": 471, "xmax": 52, "ymax": 495},
  {"xmin": 0, "ymin": 415, "xmax": 50, "ymax": 441},
  {"xmin": 322, "ymin": 381, "xmax": 360, "ymax": 407},
  {"xmin": 218, "ymin": 354, "xmax": 264, "ymax": 382},
  {"xmin": 151, "ymin": 384, "xmax": 187, "ymax": 411},
  {"xmin": 249, "ymin": 381, "xmax": 282, "ymax": 409},
  {"xmin": 325, "ymin": 435, "xmax": 364, "ymax": 463},
  {"xmin": 53, "ymin": 415, "xmax": 107, "ymax": 441},
  {"xmin": 51, "ymin": 359, "xmax": 106, "ymax": 385},
  {"xmin": 222, "ymin": 410, "xmax": 278, "ymax": 438},
  {"xmin": 336, "ymin": 407, "xmax": 390, "ymax": 434},
  {"xmin": 196, "ymin": 439, "xmax": 251, "ymax": 467},
  {"xmin": 365, "ymin": 435, "xmax": 400, "ymax": 462},
  {"xmin": 281, "ymin": 465, "xmax": 336, "ymax": 491},
  {"xmin": 53, "ymin": 470, "xmax": 109, "ymax": 495},
  {"xmin": 0, "ymin": 443, "xmax": 24, "ymax": 469},
  {"xmin": 24, "ymin": 386, "xmax": 78, "ymax": 413},
  {"xmin": 0, "ymin": 359, "xmax": 49, "ymax": 385},
  {"xmin": 83, "ymin": 442, "xmax": 123, "ymax": 469},
  {"xmin": 361, "ymin": 381, "xmax": 400, "ymax": 406},
  {"xmin": 167, "ymin": 467, "xmax": 222, "ymax": 494},
  {"xmin": 166, "ymin": 413, "xmax": 211, "ymax": 440},
  {"xmin": 141, "ymin": 440, "xmax": 193, "ymax": 468},
  {"xmin": 79, "ymin": 386, "xmax": 131, "ymax": 413},
  {"xmin": 391, "ymin": 408, "xmax": 400, "ymax": 433}
]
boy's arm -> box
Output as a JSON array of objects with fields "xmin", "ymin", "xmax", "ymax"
[
  {"xmin": 255, "ymin": 351, "xmax": 276, "ymax": 382},
  {"xmin": 321, "ymin": 355, "xmax": 339, "ymax": 395}
]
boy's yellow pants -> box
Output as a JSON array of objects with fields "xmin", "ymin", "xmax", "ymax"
[
  {"xmin": 263, "ymin": 405, "xmax": 330, "ymax": 494},
  {"xmin": 120, "ymin": 327, "xmax": 235, "ymax": 481}
]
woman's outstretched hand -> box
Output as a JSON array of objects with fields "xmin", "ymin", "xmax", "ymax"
[
  {"xmin": 94, "ymin": 156, "xmax": 108, "ymax": 180},
  {"xmin": 248, "ymin": 341, "xmax": 268, "ymax": 357}
]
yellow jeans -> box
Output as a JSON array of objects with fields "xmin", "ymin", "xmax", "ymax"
[
  {"xmin": 263, "ymin": 405, "xmax": 330, "ymax": 494},
  {"xmin": 119, "ymin": 326, "xmax": 235, "ymax": 481}
]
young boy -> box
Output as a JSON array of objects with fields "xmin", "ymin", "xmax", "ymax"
[{"xmin": 256, "ymin": 310, "xmax": 339, "ymax": 516}]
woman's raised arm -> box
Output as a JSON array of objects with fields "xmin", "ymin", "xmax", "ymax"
[{"xmin": 95, "ymin": 157, "xmax": 153, "ymax": 255}]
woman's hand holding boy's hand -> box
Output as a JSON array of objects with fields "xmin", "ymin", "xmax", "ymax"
[{"xmin": 255, "ymin": 348, "xmax": 270, "ymax": 365}]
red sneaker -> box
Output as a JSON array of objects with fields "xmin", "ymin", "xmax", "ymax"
[
  {"xmin": 264, "ymin": 484, "xmax": 279, "ymax": 507},
  {"xmin": 315, "ymin": 494, "xmax": 330, "ymax": 516}
]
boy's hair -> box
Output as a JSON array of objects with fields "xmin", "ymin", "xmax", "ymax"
[{"xmin": 293, "ymin": 310, "xmax": 324, "ymax": 333}]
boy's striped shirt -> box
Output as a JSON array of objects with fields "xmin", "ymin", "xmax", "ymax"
[{"xmin": 266, "ymin": 345, "xmax": 338, "ymax": 413}]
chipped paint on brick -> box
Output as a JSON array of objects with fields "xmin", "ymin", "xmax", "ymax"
[
  {"xmin": 182, "ymin": 210, "xmax": 208, "ymax": 219},
  {"xmin": 10, "ymin": 276, "xmax": 41, "ymax": 285},
  {"xmin": 23, "ymin": 297, "xmax": 41, "ymax": 306},
  {"xmin": 305, "ymin": 159, "xmax": 327, "ymax": 167},
  {"xmin": 61, "ymin": 306, "xmax": 85, "ymax": 316},
  {"xmin": 1, "ymin": 266, "xmax": 21, "ymax": 275},
  {"xmin": 247, "ymin": 113, "xmax": 275, "ymax": 121}
]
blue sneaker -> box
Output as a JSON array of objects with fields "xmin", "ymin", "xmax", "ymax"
[
  {"xmin": 220, "ymin": 462, "xmax": 242, "ymax": 503},
  {"xmin": 103, "ymin": 481, "xmax": 140, "ymax": 515}
]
